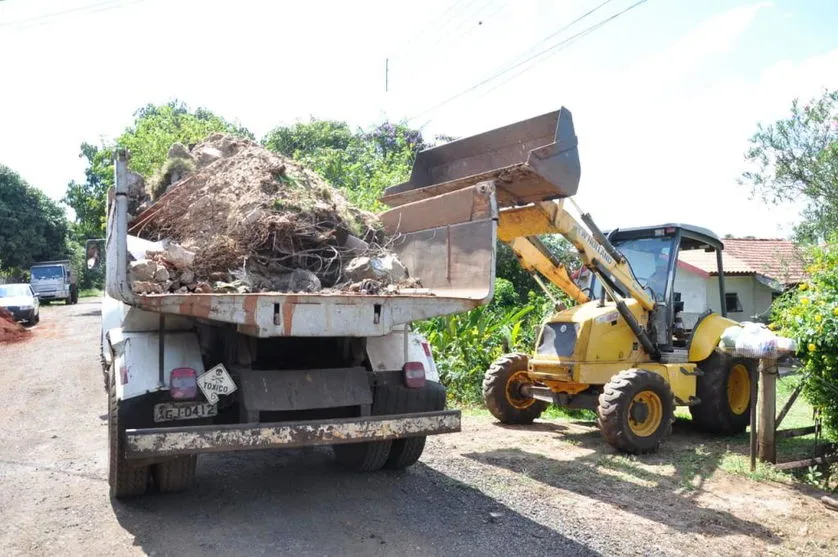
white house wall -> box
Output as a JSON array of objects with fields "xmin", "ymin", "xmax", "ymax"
[
  {"xmin": 673, "ymin": 269, "xmax": 708, "ymax": 329},
  {"xmin": 673, "ymin": 269, "xmax": 775, "ymax": 327},
  {"xmin": 705, "ymin": 275, "xmax": 774, "ymax": 322}
]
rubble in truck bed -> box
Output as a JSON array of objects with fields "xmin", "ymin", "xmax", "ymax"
[{"xmin": 125, "ymin": 134, "xmax": 425, "ymax": 296}]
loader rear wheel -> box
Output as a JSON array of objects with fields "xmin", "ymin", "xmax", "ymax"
[
  {"xmin": 690, "ymin": 351, "xmax": 755, "ymax": 434},
  {"xmin": 483, "ymin": 353, "xmax": 548, "ymax": 425},
  {"xmin": 597, "ymin": 369, "xmax": 674, "ymax": 454},
  {"xmin": 333, "ymin": 441, "xmax": 392, "ymax": 472},
  {"xmin": 108, "ymin": 365, "xmax": 149, "ymax": 498}
]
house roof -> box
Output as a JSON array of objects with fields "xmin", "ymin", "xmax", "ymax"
[{"xmin": 677, "ymin": 238, "xmax": 808, "ymax": 285}]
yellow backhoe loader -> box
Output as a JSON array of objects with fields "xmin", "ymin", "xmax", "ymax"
[{"xmin": 382, "ymin": 107, "xmax": 754, "ymax": 454}]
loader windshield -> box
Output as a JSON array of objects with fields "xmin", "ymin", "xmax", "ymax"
[{"xmin": 590, "ymin": 236, "xmax": 675, "ymax": 302}]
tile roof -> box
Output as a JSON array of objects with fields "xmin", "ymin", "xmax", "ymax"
[{"xmin": 677, "ymin": 238, "xmax": 808, "ymax": 285}]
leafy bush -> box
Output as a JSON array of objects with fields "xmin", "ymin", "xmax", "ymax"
[
  {"xmin": 417, "ymin": 278, "xmax": 553, "ymax": 403},
  {"xmin": 772, "ymin": 238, "xmax": 838, "ymax": 436}
]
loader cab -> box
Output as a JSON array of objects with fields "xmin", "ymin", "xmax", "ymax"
[{"xmin": 587, "ymin": 224, "xmax": 726, "ymax": 351}]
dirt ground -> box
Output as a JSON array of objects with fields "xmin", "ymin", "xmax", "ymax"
[{"xmin": 1, "ymin": 301, "xmax": 836, "ymax": 557}]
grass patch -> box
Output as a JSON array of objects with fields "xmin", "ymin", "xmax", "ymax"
[
  {"xmin": 719, "ymin": 452, "xmax": 793, "ymax": 483},
  {"xmin": 79, "ymin": 288, "xmax": 103, "ymax": 298}
]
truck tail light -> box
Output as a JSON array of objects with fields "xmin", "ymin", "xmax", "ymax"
[
  {"xmin": 402, "ymin": 362, "xmax": 426, "ymax": 389},
  {"xmin": 170, "ymin": 367, "xmax": 197, "ymax": 399}
]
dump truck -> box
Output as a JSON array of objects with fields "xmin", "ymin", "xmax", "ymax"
[
  {"xmin": 90, "ymin": 107, "xmax": 581, "ymax": 498},
  {"xmin": 30, "ymin": 260, "xmax": 78, "ymax": 304}
]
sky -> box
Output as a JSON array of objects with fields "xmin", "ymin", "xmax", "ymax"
[{"xmin": 1, "ymin": 0, "xmax": 836, "ymax": 238}]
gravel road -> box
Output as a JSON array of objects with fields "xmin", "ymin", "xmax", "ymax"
[{"xmin": 1, "ymin": 301, "xmax": 834, "ymax": 557}]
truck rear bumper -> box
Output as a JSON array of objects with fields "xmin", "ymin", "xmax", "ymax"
[{"xmin": 124, "ymin": 410, "xmax": 460, "ymax": 458}]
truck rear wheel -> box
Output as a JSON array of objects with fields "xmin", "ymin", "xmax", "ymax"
[
  {"xmin": 374, "ymin": 380, "xmax": 446, "ymax": 470},
  {"xmin": 333, "ymin": 441, "xmax": 392, "ymax": 472},
  {"xmin": 597, "ymin": 369, "xmax": 674, "ymax": 454},
  {"xmin": 385, "ymin": 437, "xmax": 426, "ymax": 470},
  {"xmin": 152, "ymin": 455, "xmax": 197, "ymax": 493},
  {"xmin": 690, "ymin": 351, "xmax": 755, "ymax": 435},
  {"xmin": 108, "ymin": 365, "xmax": 149, "ymax": 498},
  {"xmin": 482, "ymin": 353, "xmax": 548, "ymax": 424}
]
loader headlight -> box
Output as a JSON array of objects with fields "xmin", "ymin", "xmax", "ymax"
[{"xmin": 537, "ymin": 322, "xmax": 578, "ymax": 357}]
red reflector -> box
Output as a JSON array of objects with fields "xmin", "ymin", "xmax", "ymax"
[
  {"xmin": 421, "ymin": 342, "xmax": 432, "ymax": 358},
  {"xmin": 170, "ymin": 367, "xmax": 197, "ymax": 400},
  {"xmin": 403, "ymin": 361, "xmax": 426, "ymax": 388}
]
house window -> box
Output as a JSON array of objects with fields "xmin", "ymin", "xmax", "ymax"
[{"xmin": 726, "ymin": 292, "xmax": 743, "ymax": 312}]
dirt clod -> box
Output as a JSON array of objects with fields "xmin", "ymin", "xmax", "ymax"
[{"xmin": 0, "ymin": 307, "xmax": 28, "ymax": 344}]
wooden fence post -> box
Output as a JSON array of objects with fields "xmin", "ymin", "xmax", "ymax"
[{"xmin": 758, "ymin": 358, "xmax": 778, "ymax": 463}]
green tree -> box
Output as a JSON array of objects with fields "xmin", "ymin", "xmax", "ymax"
[
  {"xmin": 772, "ymin": 237, "xmax": 838, "ymax": 435},
  {"xmin": 263, "ymin": 119, "xmax": 427, "ymax": 211},
  {"xmin": 0, "ymin": 165, "xmax": 70, "ymax": 273},
  {"xmin": 740, "ymin": 89, "xmax": 838, "ymax": 242},
  {"xmin": 64, "ymin": 100, "xmax": 254, "ymax": 241},
  {"xmin": 64, "ymin": 142, "xmax": 114, "ymax": 240},
  {"xmin": 119, "ymin": 101, "xmax": 254, "ymax": 178}
]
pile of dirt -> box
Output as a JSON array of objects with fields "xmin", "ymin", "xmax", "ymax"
[
  {"xmin": 127, "ymin": 134, "xmax": 420, "ymax": 295},
  {"xmin": 0, "ymin": 307, "xmax": 27, "ymax": 344}
]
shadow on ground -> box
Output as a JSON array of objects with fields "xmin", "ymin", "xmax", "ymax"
[
  {"xmin": 464, "ymin": 442, "xmax": 779, "ymax": 544},
  {"xmin": 112, "ymin": 448, "xmax": 599, "ymax": 557}
]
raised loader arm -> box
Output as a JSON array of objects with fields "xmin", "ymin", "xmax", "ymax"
[
  {"xmin": 498, "ymin": 200, "xmax": 655, "ymax": 312},
  {"xmin": 503, "ymin": 235, "xmax": 589, "ymax": 305}
]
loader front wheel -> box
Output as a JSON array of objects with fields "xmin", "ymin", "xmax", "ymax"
[
  {"xmin": 483, "ymin": 353, "xmax": 548, "ymax": 424},
  {"xmin": 690, "ymin": 351, "xmax": 755, "ymax": 434},
  {"xmin": 597, "ymin": 369, "xmax": 674, "ymax": 454}
]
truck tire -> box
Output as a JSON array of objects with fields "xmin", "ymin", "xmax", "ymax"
[
  {"xmin": 372, "ymin": 381, "xmax": 446, "ymax": 470},
  {"xmin": 152, "ymin": 456, "xmax": 197, "ymax": 493},
  {"xmin": 71, "ymin": 287, "xmax": 79, "ymax": 304},
  {"xmin": 597, "ymin": 369, "xmax": 674, "ymax": 455},
  {"xmin": 333, "ymin": 441, "xmax": 392, "ymax": 472},
  {"xmin": 386, "ymin": 437, "xmax": 427, "ymax": 470},
  {"xmin": 690, "ymin": 351, "xmax": 755, "ymax": 435},
  {"xmin": 108, "ymin": 365, "xmax": 149, "ymax": 498},
  {"xmin": 482, "ymin": 353, "xmax": 548, "ymax": 424}
]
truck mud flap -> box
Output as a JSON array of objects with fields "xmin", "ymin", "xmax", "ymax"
[{"xmin": 123, "ymin": 410, "xmax": 461, "ymax": 458}]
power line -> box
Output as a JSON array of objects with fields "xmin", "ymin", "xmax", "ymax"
[
  {"xmin": 0, "ymin": 0, "xmax": 144, "ymax": 29},
  {"xmin": 391, "ymin": 0, "xmax": 508, "ymax": 84},
  {"xmin": 388, "ymin": 0, "xmax": 473, "ymax": 59},
  {"xmin": 408, "ymin": 0, "xmax": 648, "ymax": 123}
]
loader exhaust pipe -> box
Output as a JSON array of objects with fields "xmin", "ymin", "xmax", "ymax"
[{"xmin": 381, "ymin": 107, "xmax": 581, "ymax": 209}]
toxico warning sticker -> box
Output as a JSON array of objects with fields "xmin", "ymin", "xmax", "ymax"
[{"xmin": 196, "ymin": 364, "xmax": 238, "ymax": 404}]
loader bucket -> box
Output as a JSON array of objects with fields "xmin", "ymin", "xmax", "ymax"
[{"xmin": 381, "ymin": 107, "xmax": 580, "ymax": 209}]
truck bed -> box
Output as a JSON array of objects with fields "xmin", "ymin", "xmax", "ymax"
[
  {"xmin": 111, "ymin": 184, "xmax": 498, "ymax": 337},
  {"xmin": 133, "ymin": 288, "xmax": 488, "ymax": 337}
]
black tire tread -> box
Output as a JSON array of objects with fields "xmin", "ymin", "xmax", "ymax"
[
  {"xmin": 482, "ymin": 353, "xmax": 548, "ymax": 424},
  {"xmin": 152, "ymin": 456, "xmax": 197, "ymax": 493},
  {"xmin": 690, "ymin": 351, "xmax": 754, "ymax": 435},
  {"xmin": 597, "ymin": 368, "xmax": 674, "ymax": 455},
  {"xmin": 333, "ymin": 441, "xmax": 392, "ymax": 472},
  {"xmin": 108, "ymin": 365, "xmax": 148, "ymax": 498}
]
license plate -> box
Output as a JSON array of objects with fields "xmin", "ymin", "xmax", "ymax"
[{"xmin": 153, "ymin": 402, "xmax": 217, "ymax": 423}]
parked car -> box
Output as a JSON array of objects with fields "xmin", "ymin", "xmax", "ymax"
[{"xmin": 0, "ymin": 283, "xmax": 40, "ymax": 325}]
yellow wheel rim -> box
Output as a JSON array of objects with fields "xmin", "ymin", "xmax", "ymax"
[
  {"xmin": 505, "ymin": 370, "xmax": 536, "ymax": 410},
  {"xmin": 727, "ymin": 363, "xmax": 751, "ymax": 415},
  {"xmin": 628, "ymin": 391, "xmax": 663, "ymax": 437}
]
